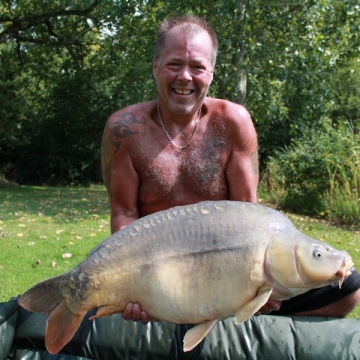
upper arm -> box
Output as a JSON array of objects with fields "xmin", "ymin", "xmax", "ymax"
[
  {"xmin": 225, "ymin": 104, "xmax": 259, "ymax": 203},
  {"xmin": 101, "ymin": 110, "xmax": 142, "ymax": 232}
]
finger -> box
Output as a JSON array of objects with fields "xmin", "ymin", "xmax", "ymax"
[
  {"xmin": 122, "ymin": 303, "xmax": 134, "ymax": 321},
  {"xmin": 258, "ymin": 300, "xmax": 282, "ymax": 315},
  {"xmin": 132, "ymin": 303, "xmax": 142, "ymax": 322},
  {"xmin": 140, "ymin": 311, "xmax": 150, "ymax": 325},
  {"xmin": 260, "ymin": 305, "xmax": 272, "ymax": 315},
  {"xmin": 267, "ymin": 300, "xmax": 282, "ymax": 312}
]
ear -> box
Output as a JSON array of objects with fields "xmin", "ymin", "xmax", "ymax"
[
  {"xmin": 209, "ymin": 66, "xmax": 215, "ymax": 82},
  {"xmin": 153, "ymin": 57, "xmax": 158, "ymax": 79}
]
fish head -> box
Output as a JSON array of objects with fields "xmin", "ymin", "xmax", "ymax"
[
  {"xmin": 294, "ymin": 238, "xmax": 353, "ymax": 288},
  {"xmin": 266, "ymin": 228, "xmax": 354, "ymax": 298}
]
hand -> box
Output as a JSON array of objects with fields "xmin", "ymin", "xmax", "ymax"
[
  {"xmin": 255, "ymin": 299, "xmax": 282, "ymax": 315},
  {"xmin": 122, "ymin": 303, "xmax": 157, "ymax": 325}
]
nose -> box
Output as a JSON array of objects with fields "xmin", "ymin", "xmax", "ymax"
[{"xmin": 178, "ymin": 66, "xmax": 192, "ymax": 82}]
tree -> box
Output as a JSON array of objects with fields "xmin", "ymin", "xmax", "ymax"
[
  {"xmin": 332, "ymin": 58, "xmax": 360, "ymax": 134},
  {"xmin": 0, "ymin": 0, "xmax": 359, "ymax": 184},
  {"xmin": 242, "ymin": 0, "xmax": 360, "ymax": 158}
]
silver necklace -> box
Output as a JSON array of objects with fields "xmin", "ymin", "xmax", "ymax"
[{"xmin": 157, "ymin": 105, "xmax": 202, "ymax": 150}]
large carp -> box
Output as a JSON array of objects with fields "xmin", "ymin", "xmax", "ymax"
[{"xmin": 18, "ymin": 201, "xmax": 353, "ymax": 354}]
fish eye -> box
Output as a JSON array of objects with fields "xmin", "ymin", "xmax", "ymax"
[{"xmin": 313, "ymin": 249, "xmax": 323, "ymax": 258}]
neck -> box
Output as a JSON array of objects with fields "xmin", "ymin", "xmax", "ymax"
[{"xmin": 156, "ymin": 104, "xmax": 203, "ymax": 150}]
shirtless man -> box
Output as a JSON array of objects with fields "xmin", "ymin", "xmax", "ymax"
[{"xmin": 101, "ymin": 15, "xmax": 360, "ymax": 324}]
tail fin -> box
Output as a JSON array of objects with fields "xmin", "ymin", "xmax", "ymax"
[
  {"xmin": 18, "ymin": 275, "xmax": 86, "ymax": 354},
  {"xmin": 18, "ymin": 274, "xmax": 64, "ymax": 313},
  {"xmin": 45, "ymin": 299, "xmax": 86, "ymax": 354}
]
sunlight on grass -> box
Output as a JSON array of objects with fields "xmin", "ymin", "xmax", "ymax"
[{"xmin": 0, "ymin": 185, "xmax": 111, "ymax": 301}]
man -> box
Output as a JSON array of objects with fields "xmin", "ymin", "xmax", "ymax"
[{"xmin": 101, "ymin": 15, "xmax": 360, "ymax": 324}]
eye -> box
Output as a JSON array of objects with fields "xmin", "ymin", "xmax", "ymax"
[
  {"xmin": 192, "ymin": 65, "xmax": 207, "ymax": 73},
  {"xmin": 167, "ymin": 62, "xmax": 180, "ymax": 68},
  {"xmin": 313, "ymin": 249, "xmax": 323, "ymax": 258}
]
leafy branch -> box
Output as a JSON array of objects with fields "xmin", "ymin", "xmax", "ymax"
[{"xmin": 0, "ymin": 1, "xmax": 99, "ymax": 45}]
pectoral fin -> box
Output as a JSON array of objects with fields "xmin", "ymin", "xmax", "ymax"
[
  {"xmin": 89, "ymin": 304, "xmax": 123, "ymax": 320},
  {"xmin": 183, "ymin": 319, "xmax": 218, "ymax": 352},
  {"xmin": 235, "ymin": 287, "xmax": 273, "ymax": 325}
]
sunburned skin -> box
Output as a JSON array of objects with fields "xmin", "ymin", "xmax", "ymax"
[
  {"xmin": 101, "ymin": 111, "xmax": 143, "ymax": 199},
  {"xmin": 136, "ymin": 118, "xmax": 228, "ymax": 210},
  {"xmin": 101, "ymin": 99, "xmax": 255, "ymax": 218}
]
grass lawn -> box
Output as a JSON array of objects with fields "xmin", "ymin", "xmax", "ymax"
[
  {"xmin": 0, "ymin": 185, "xmax": 111, "ymax": 301},
  {"xmin": 1, "ymin": 186, "xmax": 359, "ymax": 318}
]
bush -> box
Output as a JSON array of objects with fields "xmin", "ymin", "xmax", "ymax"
[
  {"xmin": 264, "ymin": 141, "xmax": 329, "ymax": 216},
  {"xmin": 262, "ymin": 121, "xmax": 360, "ymax": 224},
  {"xmin": 0, "ymin": 175, "xmax": 17, "ymax": 189}
]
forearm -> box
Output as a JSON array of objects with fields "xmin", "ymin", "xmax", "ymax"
[
  {"xmin": 111, "ymin": 212, "xmax": 139, "ymax": 234},
  {"xmin": 292, "ymin": 289, "xmax": 360, "ymax": 317}
]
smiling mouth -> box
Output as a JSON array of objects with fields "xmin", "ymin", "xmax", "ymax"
[{"xmin": 173, "ymin": 88, "xmax": 193, "ymax": 95}]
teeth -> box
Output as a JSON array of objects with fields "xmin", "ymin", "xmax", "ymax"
[{"xmin": 174, "ymin": 89, "xmax": 192, "ymax": 95}]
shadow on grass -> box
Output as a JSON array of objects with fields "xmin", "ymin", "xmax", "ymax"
[{"xmin": 0, "ymin": 185, "xmax": 110, "ymax": 222}]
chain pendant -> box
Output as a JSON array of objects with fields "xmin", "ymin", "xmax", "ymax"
[{"xmin": 157, "ymin": 105, "xmax": 202, "ymax": 150}]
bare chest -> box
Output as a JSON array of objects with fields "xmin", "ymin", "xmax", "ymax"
[{"xmin": 132, "ymin": 122, "xmax": 228, "ymax": 211}]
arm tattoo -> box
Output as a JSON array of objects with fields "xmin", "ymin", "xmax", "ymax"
[
  {"xmin": 101, "ymin": 112, "xmax": 144, "ymax": 193},
  {"xmin": 107, "ymin": 112, "xmax": 144, "ymax": 153}
]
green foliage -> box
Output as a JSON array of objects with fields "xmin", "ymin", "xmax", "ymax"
[
  {"xmin": 262, "ymin": 122, "xmax": 360, "ymax": 225},
  {"xmin": 0, "ymin": 0, "xmax": 160, "ymax": 185},
  {"xmin": 326, "ymin": 123, "xmax": 360, "ymax": 225},
  {"xmin": 329, "ymin": 189, "xmax": 360, "ymax": 226},
  {"xmin": 264, "ymin": 134, "xmax": 329, "ymax": 216},
  {"xmin": 247, "ymin": 0, "xmax": 360, "ymax": 158},
  {"xmin": 2, "ymin": 67, "xmax": 108, "ymax": 185},
  {"xmin": 331, "ymin": 58, "xmax": 360, "ymax": 134},
  {"xmin": 0, "ymin": 0, "xmax": 359, "ymax": 188}
]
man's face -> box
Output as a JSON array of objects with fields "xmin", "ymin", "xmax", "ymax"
[{"xmin": 153, "ymin": 27, "xmax": 215, "ymax": 115}]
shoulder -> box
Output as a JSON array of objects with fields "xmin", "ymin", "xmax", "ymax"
[
  {"xmin": 102, "ymin": 101, "xmax": 154, "ymax": 160},
  {"xmin": 106, "ymin": 101, "xmax": 155, "ymax": 128},
  {"xmin": 104, "ymin": 101, "xmax": 157, "ymax": 143},
  {"xmin": 209, "ymin": 96, "xmax": 251, "ymax": 116},
  {"xmin": 206, "ymin": 98, "xmax": 256, "ymax": 138}
]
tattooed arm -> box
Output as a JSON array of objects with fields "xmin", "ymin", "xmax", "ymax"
[
  {"xmin": 102, "ymin": 108, "xmax": 154, "ymax": 324},
  {"xmin": 101, "ymin": 109, "xmax": 143, "ymax": 234}
]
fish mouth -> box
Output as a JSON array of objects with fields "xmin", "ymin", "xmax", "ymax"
[{"xmin": 335, "ymin": 256, "xmax": 354, "ymax": 288}]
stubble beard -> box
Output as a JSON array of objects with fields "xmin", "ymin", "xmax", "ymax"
[{"xmin": 168, "ymin": 92, "xmax": 208, "ymax": 116}]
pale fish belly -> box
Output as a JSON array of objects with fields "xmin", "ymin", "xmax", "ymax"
[{"xmin": 131, "ymin": 247, "xmax": 267, "ymax": 323}]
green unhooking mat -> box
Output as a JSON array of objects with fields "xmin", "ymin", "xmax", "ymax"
[{"xmin": 1, "ymin": 297, "xmax": 360, "ymax": 359}]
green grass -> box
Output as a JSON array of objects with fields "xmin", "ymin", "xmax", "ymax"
[
  {"xmin": 0, "ymin": 185, "xmax": 111, "ymax": 300},
  {"xmin": 1, "ymin": 186, "xmax": 359, "ymax": 317}
]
